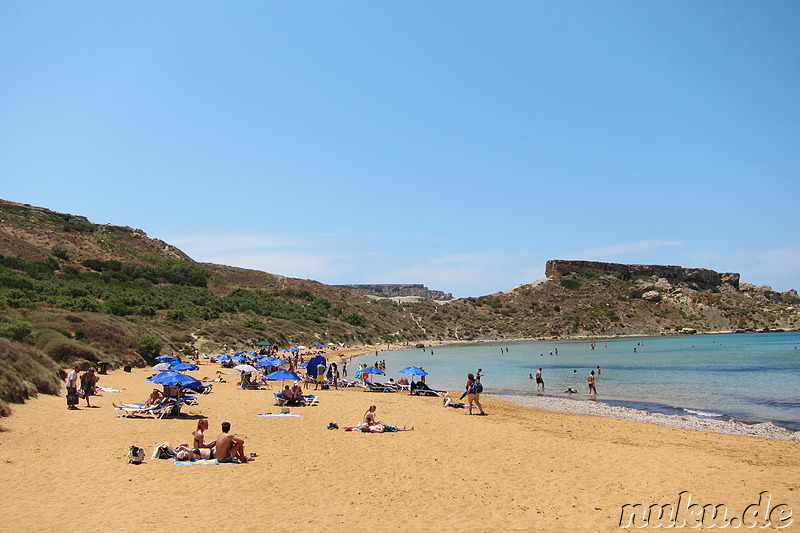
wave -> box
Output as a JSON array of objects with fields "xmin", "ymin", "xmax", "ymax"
[{"xmin": 681, "ymin": 407, "xmax": 725, "ymax": 418}]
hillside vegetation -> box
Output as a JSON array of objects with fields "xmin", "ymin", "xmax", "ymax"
[{"xmin": 0, "ymin": 199, "xmax": 797, "ymax": 415}]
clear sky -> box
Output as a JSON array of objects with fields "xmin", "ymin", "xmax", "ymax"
[{"xmin": 2, "ymin": 2, "xmax": 798, "ymax": 298}]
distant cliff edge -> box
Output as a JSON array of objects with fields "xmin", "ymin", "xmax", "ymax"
[{"xmin": 334, "ymin": 284, "xmax": 453, "ymax": 301}]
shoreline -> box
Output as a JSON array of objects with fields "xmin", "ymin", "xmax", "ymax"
[
  {"xmin": 494, "ymin": 393, "xmax": 800, "ymax": 441},
  {"xmin": 350, "ymin": 331, "xmax": 800, "ymax": 441}
]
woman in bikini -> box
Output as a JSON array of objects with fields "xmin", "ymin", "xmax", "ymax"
[{"xmin": 362, "ymin": 405, "xmax": 413, "ymax": 433}]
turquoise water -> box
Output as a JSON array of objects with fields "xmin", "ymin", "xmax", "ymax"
[{"xmin": 356, "ymin": 332, "xmax": 800, "ymax": 431}]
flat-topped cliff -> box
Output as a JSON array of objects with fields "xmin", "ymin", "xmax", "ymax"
[
  {"xmin": 334, "ymin": 283, "xmax": 453, "ymax": 301},
  {"xmin": 545, "ymin": 259, "xmax": 740, "ymax": 290}
]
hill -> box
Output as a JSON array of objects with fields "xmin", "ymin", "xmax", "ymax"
[{"xmin": 0, "ymin": 199, "xmax": 797, "ymax": 415}]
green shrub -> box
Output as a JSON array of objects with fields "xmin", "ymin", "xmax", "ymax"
[
  {"xmin": 0, "ymin": 317, "xmax": 32, "ymax": 342},
  {"xmin": 135, "ymin": 335, "xmax": 162, "ymax": 361},
  {"xmin": 51, "ymin": 243, "xmax": 70, "ymax": 260},
  {"xmin": 342, "ymin": 312, "xmax": 366, "ymax": 327},
  {"xmin": 243, "ymin": 317, "xmax": 266, "ymax": 330},
  {"xmin": 560, "ymin": 278, "xmax": 582, "ymax": 290}
]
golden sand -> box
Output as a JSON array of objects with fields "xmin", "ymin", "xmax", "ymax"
[{"xmin": 0, "ymin": 354, "xmax": 797, "ymax": 532}]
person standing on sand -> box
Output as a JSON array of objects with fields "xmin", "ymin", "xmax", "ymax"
[
  {"xmin": 66, "ymin": 365, "xmax": 80, "ymax": 410},
  {"xmin": 535, "ymin": 368, "xmax": 544, "ymax": 390},
  {"xmin": 465, "ymin": 373, "xmax": 485, "ymax": 415},
  {"xmin": 80, "ymin": 368, "xmax": 97, "ymax": 407},
  {"xmin": 588, "ymin": 370, "xmax": 597, "ymax": 395},
  {"xmin": 330, "ymin": 362, "xmax": 340, "ymax": 390}
]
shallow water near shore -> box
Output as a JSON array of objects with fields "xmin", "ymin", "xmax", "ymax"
[{"xmin": 361, "ymin": 331, "xmax": 800, "ymax": 431}]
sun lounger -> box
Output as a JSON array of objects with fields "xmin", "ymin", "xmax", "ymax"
[
  {"xmin": 274, "ymin": 392, "xmax": 318, "ymax": 407},
  {"xmin": 114, "ymin": 398, "xmax": 183, "ymax": 419},
  {"xmin": 410, "ymin": 383, "xmax": 449, "ymax": 398},
  {"xmin": 363, "ymin": 381, "xmax": 396, "ymax": 393}
]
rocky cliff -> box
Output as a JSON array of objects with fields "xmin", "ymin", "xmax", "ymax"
[
  {"xmin": 545, "ymin": 259, "xmax": 740, "ymax": 290},
  {"xmin": 334, "ymin": 284, "xmax": 453, "ymax": 301}
]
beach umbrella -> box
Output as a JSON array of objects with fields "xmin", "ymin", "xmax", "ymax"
[
  {"xmin": 264, "ymin": 369, "xmax": 301, "ymax": 381},
  {"xmin": 399, "ymin": 366, "xmax": 428, "ymax": 377},
  {"xmin": 147, "ymin": 371, "xmax": 201, "ymax": 388},
  {"xmin": 155, "ymin": 355, "xmax": 177, "ymax": 362},
  {"xmin": 279, "ymin": 349, "xmax": 290, "ymax": 353},
  {"xmin": 232, "ymin": 355, "xmax": 247, "ymax": 362},
  {"xmin": 217, "ymin": 354, "xmax": 233, "ymax": 361},
  {"xmin": 306, "ymin": 355, "xmax": 327, "ymax": 378},
  {"xmin": 255, "ymin": 356, "xmax": 288, "ymax": 366},
  {"xmin": 170, "ymin": 362, "xmax": 199, "ymax": 372},
  {"xmin": 152, "ymin": 362, "xmax": 171, "ymax": 371},
  {"xmin": 255, "ymin": 341, "xmax": 272, "ymax": 346},
  {"xmin": 296, "ymin": 345, "xmax": 307, "ymax": 350},
  {"xmin": 246, "ymin": 351, "xmax": 257, "ymax": 356},
  {"xmin": 235, "ymin": 351, "xmax": 245, "ymax": 356},
  {"xmin": 361, "ymin": 366, "xmax": 385, "ymax": 376},
  {"xmin": 298, "ymin": 361, "xmax": 309, "ymax": 368},
  {"xmin": 233, "ymin": 364, "xmax": 258, "ymax": 373}
]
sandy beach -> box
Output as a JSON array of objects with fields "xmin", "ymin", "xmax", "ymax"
[{"xmin": 0, "ymin": 353, "xmax": 798, "ymax": 532}]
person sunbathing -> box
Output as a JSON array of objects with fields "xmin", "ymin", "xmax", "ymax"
[
  {"xmin": 215, "ymin": 421, "xmax": 250, "ymax": 463},
  {"xmin": 361, "ymin": 405, "xmax": 414, "ymax": 433},
  {"xmin": 280, "ymin": 385, "xmax": 303, "ymax": 406},
  {"xmin": 175, "ymin": 445, "xmax": 216, "ymax": 461},
  {"xmin": 145, "ymin": 389, "xmax": 164, "ymax": 407}
]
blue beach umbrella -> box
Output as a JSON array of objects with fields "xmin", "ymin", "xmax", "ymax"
[
  {"xmin": 399, "ymin": 366, "xmax": 428, "ymax": 377},
  {"xmin": 232, "ymin": 355, "xmax": 247, "ymax": 362},
  {"xmin": 298, "ymin": 361, "xmax": 309, "ymax": 368},
  {"xmin": 217, "ymin": 354, "xmax": 233, "ymax": 361},
  {"xmin": 361, "ymin": 366, "xmax": 385, "ymax": 376},
  {"xmin": 170, "ymin": 362, "xmax": 200, "ymax": 372},
  {"xmin": 256, "ymin": 356, "xmax": 288, "ymax": 366},
  {"xmin": 147, "ymin": 371, "xmax": 201, "ymax": 388},
  {"xmin": 155, "ymin": 355, "xmax": 177, "ymax": 362},
  {"xmin": 264, "ymin": 369, "xmax": 301, "ymax": 382}
]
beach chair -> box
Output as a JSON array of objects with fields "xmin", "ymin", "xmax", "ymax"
[
  {"xmin": 114, "ymin": 398, "xmax": 182, "ymax": 419},
  {"xmin": 301, "ymin": 394, "xmax": 319, "ymax": 406},
  {"xmin": 185, "ymin": 383, "xmax": 213, "ymax": 395},
  {"xmin": 410, "ymin": 383, "xmax": 450, "ymax": 398},
  {"xmin": 274, "ymin": 392, "xmax": 289, "ymax": 406},
  {"xmin": 363, "ymin": 381, "xmax": 394, "ymax": 393}
]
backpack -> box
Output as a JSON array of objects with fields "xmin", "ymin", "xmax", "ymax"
[
  {"xmin": 127, "ymin": 445, "xmax": 145, "ymax": 464},
  {"xmin": 470, "ymin": 380, "xmax": 483, "ymax": 394}
]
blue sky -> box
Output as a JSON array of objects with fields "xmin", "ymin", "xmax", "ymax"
[{"xmin": 2, "ymin": 2, "xmax": 798, "ymax": 298}]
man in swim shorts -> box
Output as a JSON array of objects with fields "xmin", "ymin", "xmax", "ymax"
[
  {"xmin": 215, "ymin": 421, "xmax": 249, "ymax": 463},
  {"xmin": 535, "ymin": 368, "xmax": 544, "ymax": 390}
]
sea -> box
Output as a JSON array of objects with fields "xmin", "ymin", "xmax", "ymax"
[{"xmin": 354, "ymin": 331, "xmax": 800, "ymax": 431}]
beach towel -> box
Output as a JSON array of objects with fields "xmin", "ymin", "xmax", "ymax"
[
  {"xmin": 257, "ymin": 413, "xmax": 300, "ymax": 417},
  {"xmin": 173, "ymin": 459, "xmax": 237, "ymax": 465}
]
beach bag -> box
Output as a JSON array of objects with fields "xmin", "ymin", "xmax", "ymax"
[
  {"xmin": 152, "ymin": 443, "xmax": 176, "ymax": 460},
  {"xmin": 471, "ymin": 380, "xmax": 483, "ymax": 394},
  {"xmin": 66, "ymin": 389, "xmax": 78, "ymax": 406},
  {"xmin": 127, "ymin": 445, "xmax": 145, "ymax": 464}
]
